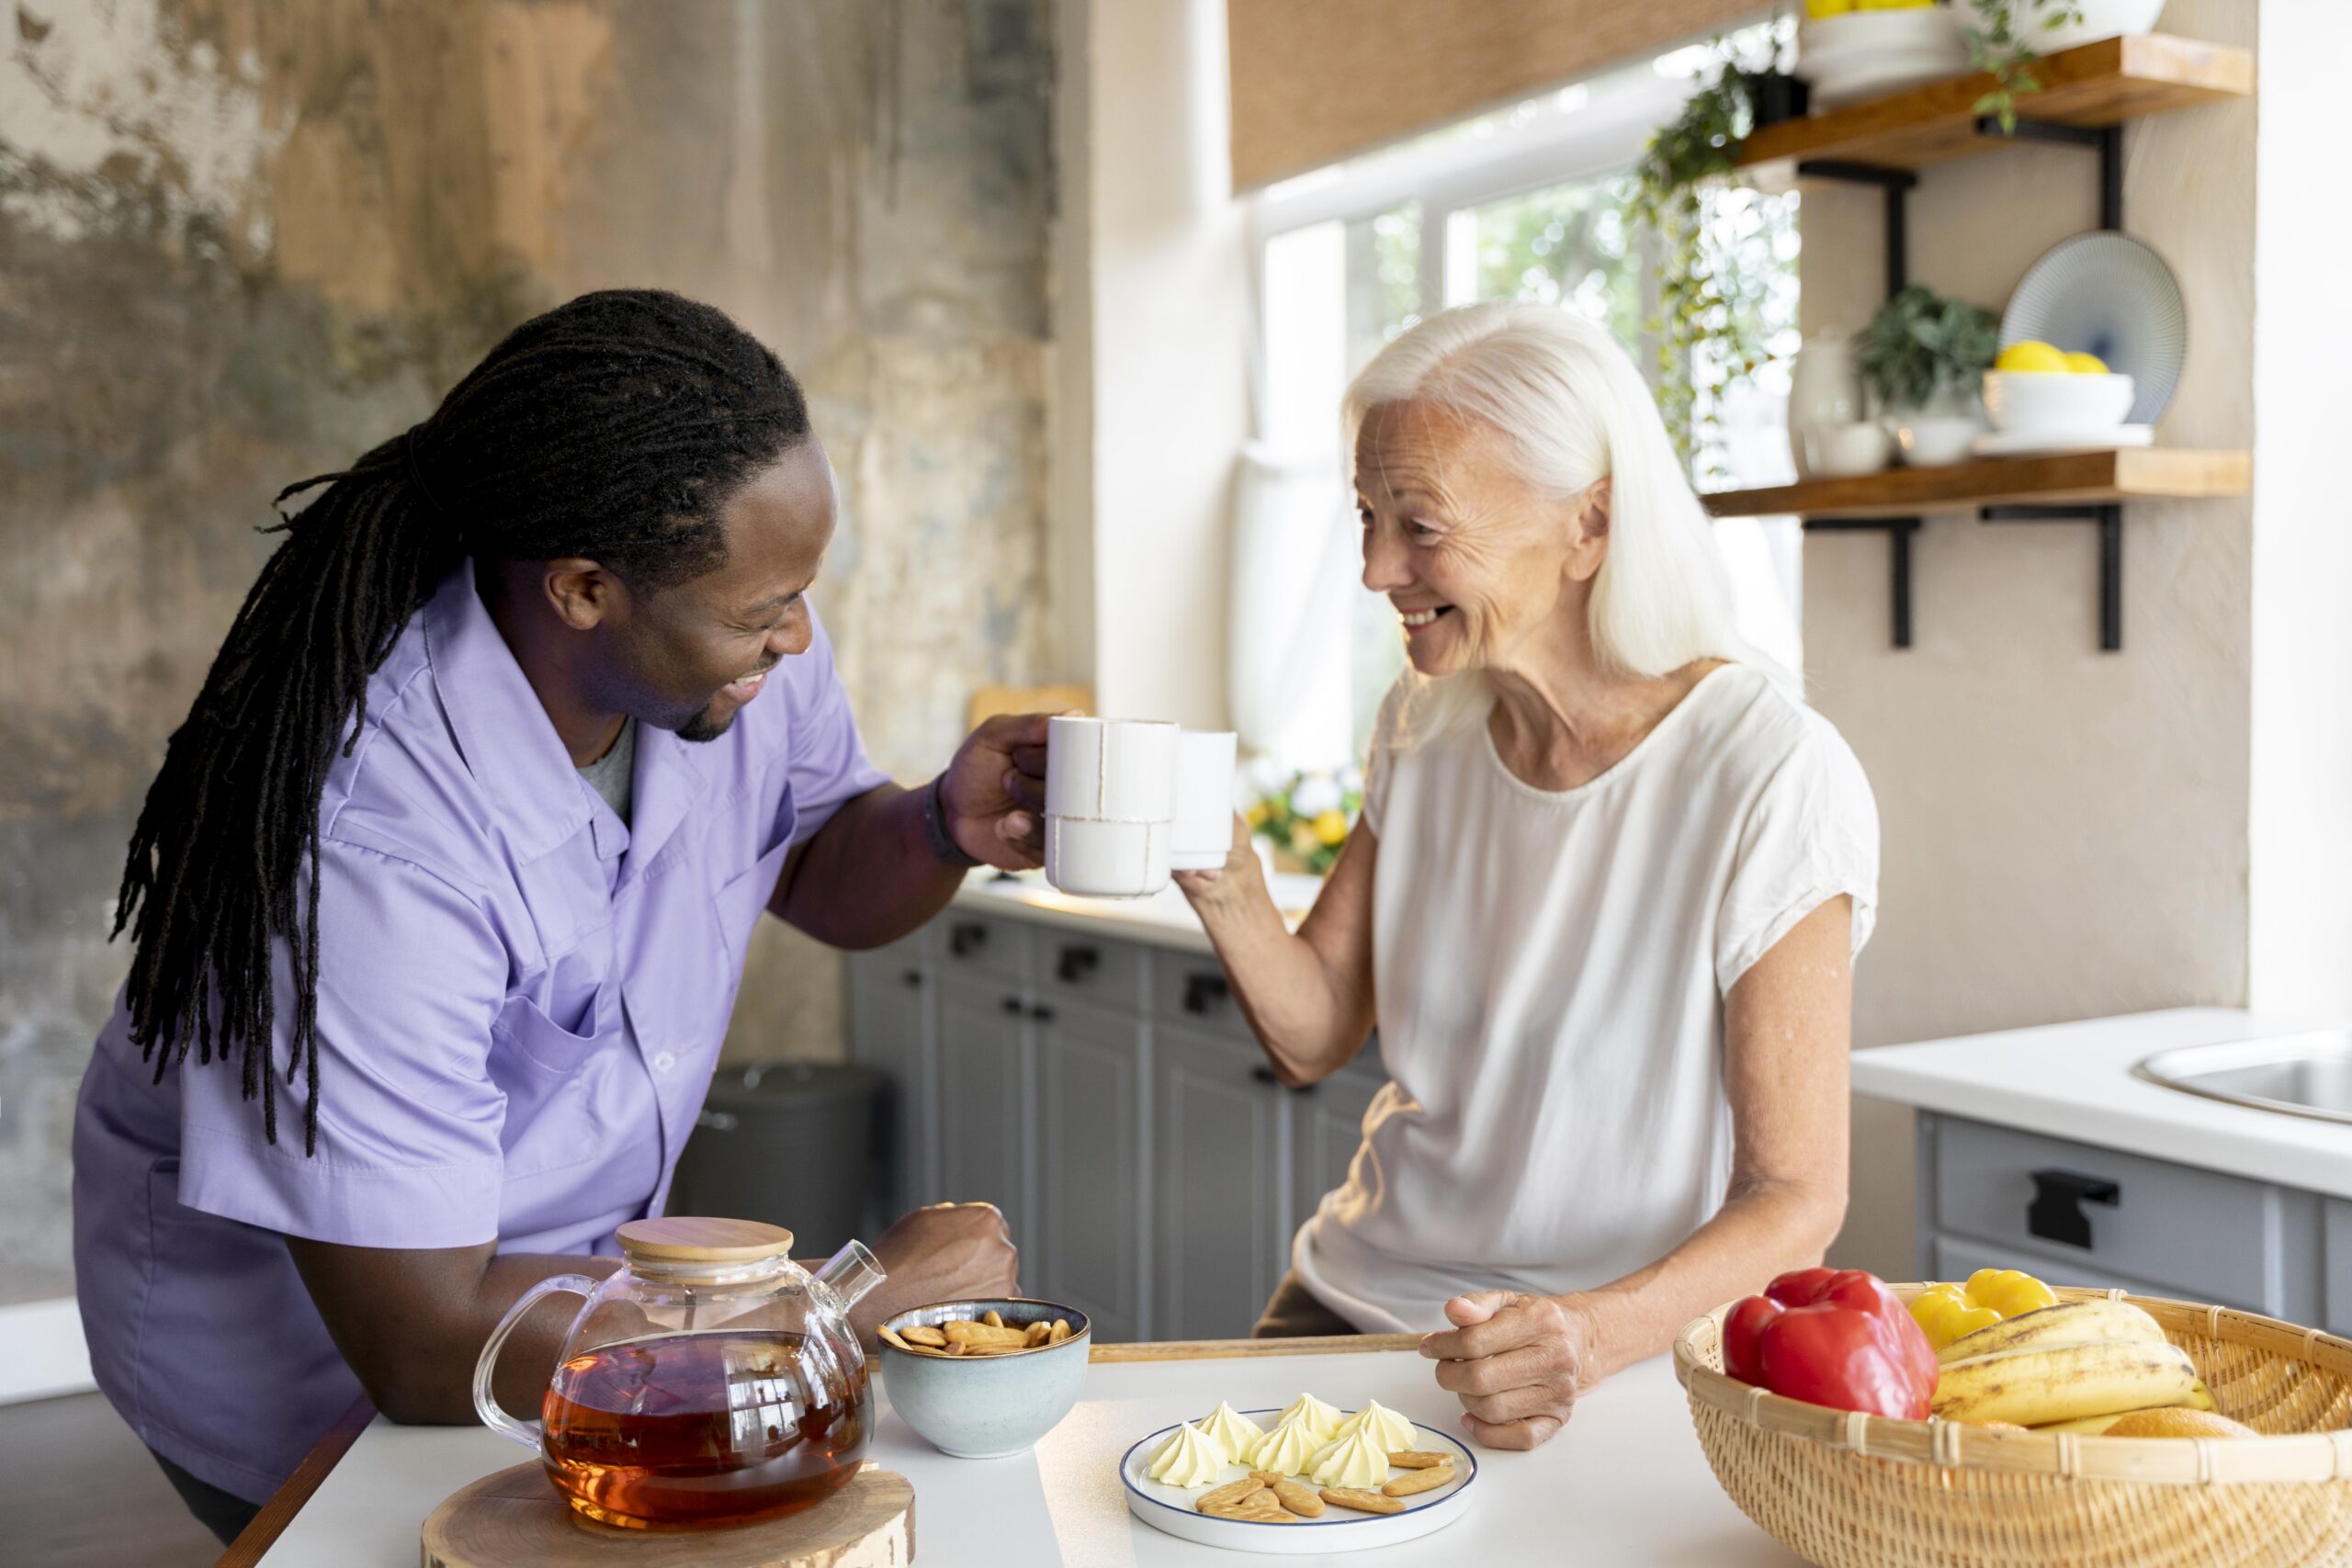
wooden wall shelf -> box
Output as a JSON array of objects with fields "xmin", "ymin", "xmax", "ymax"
[
  {"xmin": 1705, "ymin": 450, "xmax": 2249, "ymax": 653},
  {"xmin": 1702, "ymin": 449, "xmax": 2250, "ymax": 521},
  {"xmin": 1737, "ymin": 33, "xmax": 2253, "ymax": 175}
]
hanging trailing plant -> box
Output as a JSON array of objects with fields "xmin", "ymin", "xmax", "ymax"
[
  {"xmin": 1632, "ymin": 26, "xmax": 1798, "ymax": 479},
  {"xmin": 1962, "ymin": 0, "xmax": 2090, "ymax": 133}
]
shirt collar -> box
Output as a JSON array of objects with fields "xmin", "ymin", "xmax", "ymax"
[
  {"xmin": 422, "ymin": 560, "xmax": 595, "ymax": 863},
  {"xmin": 422, "ymin": 559, "xmax": 716, "ymax": 876}
]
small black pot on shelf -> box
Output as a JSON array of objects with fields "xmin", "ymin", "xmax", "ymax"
[{"xmin": 1747, "ymin": 71, "xmax": 1812, "ymax": 129}]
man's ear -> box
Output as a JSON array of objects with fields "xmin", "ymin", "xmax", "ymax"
[{"xmin": 542, "ymin": 558, "xmax": 624, "ymax": 631}]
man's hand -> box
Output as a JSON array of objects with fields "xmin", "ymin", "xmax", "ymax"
[
  {"xmin": 940, "ymin": 712, "xmax": 1054, "ymax": 870},
  {"xmin": 850, "ymin": 1201, "xmax": 1022, "ymax": 1343},
  {"xmin": 1419, "ymin": 1290, "xmax": 1595, "ymax": 1450}
]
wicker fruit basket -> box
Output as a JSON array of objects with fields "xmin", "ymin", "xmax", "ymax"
[{"xmin": 1674, "ymin": 1286, "xmax": 2352, "ymax": 1568}]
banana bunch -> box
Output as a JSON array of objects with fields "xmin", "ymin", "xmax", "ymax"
[{"xmin": 1929, "ymin": 1299, "xmax": 2211, "ymax": 1429}]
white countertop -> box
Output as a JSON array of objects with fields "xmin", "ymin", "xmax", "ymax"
[
  {"xmin": 949, "ymin": 870, "xmax": 1325, "ymax": 956},
  {"xmin": 1851, "ymin": 1007, "xmax": 2352, "ymax": 1197},
  {"xmin": 256, "ymin": 1349, "xmax": 1795, "ymax": 1566}
]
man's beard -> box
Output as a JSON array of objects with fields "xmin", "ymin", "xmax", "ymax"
[{"xmin": 676, "ymin": 700, "xmax": 733, "ymax": 743}]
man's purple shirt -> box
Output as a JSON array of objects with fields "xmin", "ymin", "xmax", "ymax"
[{"xmin": 72, "ymin": 560, "xmax": 887, "ymax": 1502}]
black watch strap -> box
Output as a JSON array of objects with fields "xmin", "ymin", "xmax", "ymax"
[{"xmin": 923, "ymin": 772, "xmax": 984, "ymax": 869}]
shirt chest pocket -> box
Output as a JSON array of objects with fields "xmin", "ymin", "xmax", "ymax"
[{"xmin": 493, "ymin": 984, "xmax": 619, "ymax": 1077}]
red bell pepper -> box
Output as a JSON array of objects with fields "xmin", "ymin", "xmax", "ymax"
[{"xmin": 1722, "ymin": 1268, "xmax": 1938, "ymax": 1419}]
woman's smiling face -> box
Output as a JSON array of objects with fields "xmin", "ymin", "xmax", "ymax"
[{"xmin": 1354, "ymin": 399, "xmax": 1605, "ymax": 680}]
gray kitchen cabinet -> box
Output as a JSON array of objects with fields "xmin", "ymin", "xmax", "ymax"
[
  {"xmin": 1916, "ymin": 1111, "xmax": 2335, "ymax": 1331},
  {"xmin": 846, "ymin": 899, "xmax": 1382, "ymax": 1344},
  {"xmin": 1156, "ymin": 1021, "xmax": 1291, "ymax": 1340},
  {"xmin": 1031, "ymin": 995, "xmax": 1149, "ymax": 1342},
  {"xmin": 845, "ymin": 930, "xmax": 938, "ymax": 1230},
  {"xmin": 935, "ymin": 968, "xmax": 1033, "ymax": 1235}
]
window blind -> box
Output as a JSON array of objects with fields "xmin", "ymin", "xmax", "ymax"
[{"xmin": 1227, "ymin": 0, "xmax": 1767, "ymax": 191}]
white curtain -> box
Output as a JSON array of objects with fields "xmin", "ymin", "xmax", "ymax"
[{"xmin": 1226, "ymin": 442, "xmax": 1355, "ymax": 772}]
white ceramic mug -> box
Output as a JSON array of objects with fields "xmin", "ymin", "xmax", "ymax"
[
  {"xmin": 1169, "ymin": 730, "xmax": 1238, "ymax": 872},
  {"xmin": 1044, "ymin": 717, "xmax": 1179, "ymax": 897}
]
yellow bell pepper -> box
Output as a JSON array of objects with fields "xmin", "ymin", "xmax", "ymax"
[{"xmin": 1907, "ymin": 1268, "xmax": 2058, "ymax": 1350}]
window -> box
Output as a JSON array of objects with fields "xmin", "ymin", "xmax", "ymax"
[{"xmin": 1247, "ymin": 29, "xmax": 1803, "ymax": 768}]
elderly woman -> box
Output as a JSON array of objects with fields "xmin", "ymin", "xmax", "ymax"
[{"xmin": 1176, "ymin": 299, "xmax": 1878, "ymax": 1451}]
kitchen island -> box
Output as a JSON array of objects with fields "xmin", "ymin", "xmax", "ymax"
[
  {"xmin": 233, "ymin": 1338, "xmax": 1798, "ymax": 1566},
  {"xmin": 1853, "ymin": 1007, "xmax": 2352, "ymax": 1334}
]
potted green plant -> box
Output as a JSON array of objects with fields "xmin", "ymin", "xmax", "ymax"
[
  {"xmin": 1634, "ymin": 33, "xmax": 1795, "ymax": 474},
  {"xmin": 1855, "ymin": 284, "xmax": 2000, "ymax": 466},
  {"xmin": 1962, "ymin": 0, "xmax": 2092, "ymax": 131}
]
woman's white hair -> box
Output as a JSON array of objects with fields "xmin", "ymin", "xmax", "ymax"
[{"xmin": 1344, "ymin": 299, "xmax": 1785, "ymax": 743}]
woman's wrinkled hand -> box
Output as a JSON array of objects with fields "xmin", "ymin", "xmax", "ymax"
[
  {"xmin": 1419, "ymin": 1290, "xmax": 1597, "ymax": 1450},
  {"xmin": 1171, "ymin": 813, "xmax": 1266, "ymax": 926}
]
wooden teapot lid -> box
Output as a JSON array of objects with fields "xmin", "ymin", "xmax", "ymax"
[{"xmin": 616, "ymin": 1217, "xmax": 796, "ymax": 1264}]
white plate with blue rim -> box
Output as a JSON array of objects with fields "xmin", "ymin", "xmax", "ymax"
[
  {"xmin": 2000, "ymin": 231, "xmax": 2188, "ymax": 427},
  {"xmin": 1119, "ymin": 1409, "xmax": 1477, "ymax": 1554}
]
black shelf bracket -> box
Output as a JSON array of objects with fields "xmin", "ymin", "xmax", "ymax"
[
  {"xmin": 1980, "ymin": 503, "xmax": 2126, "ymax": 651},
  {"xmin": 1973, "ymin": 118, "xmax": 2123, "ymax": 231},
  {"xmin": 1795, "ymin": 162, "xmax": 1921, "ymax": 298},
  {"xmin": 1804, "ymin": 516, "xmax": 1922, "ymax": 649}
]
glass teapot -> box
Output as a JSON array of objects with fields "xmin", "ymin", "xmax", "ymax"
[{"xmin": 473, "ymin": 1216, "xmax": 885, "ymax": 1529}]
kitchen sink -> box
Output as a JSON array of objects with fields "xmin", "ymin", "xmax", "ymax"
[{"xmin": 2134, "ymin": 1032, "xmax": 2352, "ymax": 1124}]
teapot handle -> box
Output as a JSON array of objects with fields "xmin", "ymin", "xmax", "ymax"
[{"xmin": 471, "ymin": 1273, "xmax": 597, "ymax": 1451}]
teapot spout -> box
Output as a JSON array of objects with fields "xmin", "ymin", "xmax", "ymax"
[{"xmin": 813, "ymin": 1238, "xmax": 887, "ymax": 1313}]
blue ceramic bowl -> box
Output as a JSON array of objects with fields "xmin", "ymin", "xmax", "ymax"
[{"xmin": 877, "ymin": 1297, "xmax": 1091, "ymax": 1458}]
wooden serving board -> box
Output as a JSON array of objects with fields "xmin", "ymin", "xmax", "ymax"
[{"xmin": 420, "ymin": 1463, "xmax": 913, "ymax": 1567}]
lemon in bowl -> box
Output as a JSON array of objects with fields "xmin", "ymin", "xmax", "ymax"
[{"xmin": 1994, "ymin": 340, "xmax": 2072, "ymax": 375}]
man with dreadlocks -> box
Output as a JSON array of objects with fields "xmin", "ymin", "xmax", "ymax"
[{"xmin": 71, "ymin": 290, "xmax": 1048, "ymax": 1542}]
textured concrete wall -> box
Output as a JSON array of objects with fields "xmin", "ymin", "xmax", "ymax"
[
  {"xmin": 0, "ymin": 0, "xmax": 1055, "ymax": 1302},
  {"xmin": 1805, "ymin": 0, "xmax": 2255, "ymax": 1276}
]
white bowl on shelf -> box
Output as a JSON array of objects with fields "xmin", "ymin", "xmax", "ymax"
[
  {"xmin": 2034, "ymin": 0, "xmax": 2167, "ymax": 54},
  {"xmin": 1981, "ymin": 370, "xmax": 2136, "ymax": 434},
  {"xmin": 1801, "ymin": 421, "xmax": 1895, "ymax": 478},
  {"xmin": 1893, "ymin": 415, "xmax": 1983, "ymax": 468},
  {"xmin": 1796, "ymin": 8, "xmax": 1970, "ymax": 108}
]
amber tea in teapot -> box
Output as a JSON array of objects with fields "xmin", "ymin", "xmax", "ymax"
[
  {"xmin": 474, "ymin": 1217, "xmax": 885, "ymax": 1530},
  {"xmin": 541, "ymin": 1329, "xmax": 869, "ymax": 1527}
]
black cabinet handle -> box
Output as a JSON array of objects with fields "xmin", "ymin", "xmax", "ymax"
[
  {"xmin": 899, "ymin": 968, "xmax": 923, "ymax": 988},
  {"xmin": 1183, "ymin": 973, "xmax": 1231, "ymax": 1015},
  {"xmin": 1030, "ymin": 1003, "xmax": 1057, "ymax": 1023},
  {"xmin": 950, "ymin": 921, "xmax": 988, "ymax": 958},
  {"xmin": 1000, "ymin": 996, "xmax": 1024, "ymax": 1016},
  {"xmin": 2027, "ymin": 1168, "xmax": 2120, "ymax": 1249},
  {"xmin": 1057, "ymin": 945, "xmax": 1101, "ymax": 984},
  {"xmin": 1250, "ymin": 1064, "xmax": 1315, "ymax": 1093}
]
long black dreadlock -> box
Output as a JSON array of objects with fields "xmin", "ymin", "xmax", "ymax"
[{"xmin": 111, "ymin": 289, "xmax": 812, "ymax": 1153}]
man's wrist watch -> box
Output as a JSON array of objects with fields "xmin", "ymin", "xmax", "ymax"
[{"xmin": 922, "ymin": 772, "xmax": 984, "ymax": 870}]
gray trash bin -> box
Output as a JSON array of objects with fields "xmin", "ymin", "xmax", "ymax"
[{"xmin": 668, "ymin": 1060, "xmax": 885, "ymax": 1257}]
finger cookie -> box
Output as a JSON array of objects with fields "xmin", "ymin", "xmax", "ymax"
[
  {"xmin": 1382, "ymin": 1463, "xmax": 1455, "ymax": 1497},
  {"xmin": 1269, "ymin": 1477, "xmax": 1325, "ymax": 1517},
  {"xmin": 1387, "ymin": 1450, "xmax": 1450, "ymax": 1469},
  {"xmin": 1196, "ymin": 1477, "xmax": 1270, "ymax": 1513},
  {"xmin": 1319, "ymin": 1485, "xmax": 1406, "ymax": 1516}
]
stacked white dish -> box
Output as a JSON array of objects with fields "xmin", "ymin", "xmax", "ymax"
[
  {"xmin": 1043, "ymin": 719, "xmax": 1238, "ymax": 898},
  {"xmin": 1045, "ymin": 717, "xmax": 1177, "ymax": 898}
]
